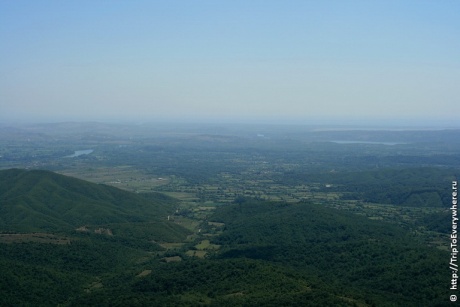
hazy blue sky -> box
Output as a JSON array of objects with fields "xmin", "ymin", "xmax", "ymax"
[{"xmin": 1, "ymin": 1, "xmax": 459, "ymax": 124}]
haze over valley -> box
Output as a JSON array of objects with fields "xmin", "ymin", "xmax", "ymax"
[
  {"xmin": 0, "ymin": 121, "xmax": 458, "ymax": 305},
  {"xmin": 1, "ymin": 0, "xmax": 459, "ymax": 305}
]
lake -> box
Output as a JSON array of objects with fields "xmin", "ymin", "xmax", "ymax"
[
  {"xmin": 67, "ymin": 149, "xmax": 94, "ymax": 157},
  {"xmin": 330, "ymin": 141, "xmax": 406, "ymax": 145}
]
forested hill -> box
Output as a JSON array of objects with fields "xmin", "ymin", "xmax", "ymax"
[
  {"xmin": 0, "ymin": 169, "xmax": 452, "ymax": 305},
  {"xmin": 0, "ymin": 168, "xmax": 177, "ymax": 232},
  {"xmin": 209, "ymin": 200, "xmax": 450, "ymax": 306},
  {"xmin": 280, "ymin": 167, "xmax": 457, "ymax": 207}
]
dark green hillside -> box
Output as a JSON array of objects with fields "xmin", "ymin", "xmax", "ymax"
[
  {"xmin": 282, "ymin": 167, "xmax": 457, "ymax": 206},
  {"xmin": 210, "ymin": 200, "xmax": 449, "ymax": 306},
  {"xmin": 0, "ymin": 169, "xmax": 179, "ymax": 232},
  {"xmin": 0, "ymin": 168, "xmax": 194, "ymax": 306},
  {"xmin": 72, "ymin": 258, "xmax": 353, "ymax": 306},
  {"xmin": 0, "ymin": 168, "xmax": 452, "ymax": 306},
  {"xmin": 0, "ymin": 234, "xmax": 156, "ymax": 306}
]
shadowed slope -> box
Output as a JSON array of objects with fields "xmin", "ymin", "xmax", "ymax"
[{"xmin": 0, "ymin": 169, "xmax": 176, "ymax": 232}]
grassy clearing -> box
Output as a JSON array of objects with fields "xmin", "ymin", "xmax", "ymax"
[
  {"xmin": 196, "ymin": 206, "xmax": 216, "ymax": 211},
  {"xmin": 185, "ymin": 250, "xmax": 207, "ymax": 258},
  {"xmin": 136, "ymin": 270, "xmax": 152, "ymax": 278},
  {"xmin": 173, "ymin": 217, "xmax": 200, "ymax": 232},
  {"xmin": 163, "ymin": 256, "xmax": 182, "ymax": 262},
  {"xmin": 195, "ymin": 240, "xmax": 211, "ymax": 250},
  {"xmin": 161, "ymin": 192, "xmax": 199, "ymax": 201},
  {"xmin": 195, "ymin": 240, "xmax": 220, "ymax": 251},
  {"xmin": 159, "ymin": 242, "xmax": 185, "ymax": 250},
  {"xmin": 84, "ymin": 279, "xmax": 104, "ymax": 293}
]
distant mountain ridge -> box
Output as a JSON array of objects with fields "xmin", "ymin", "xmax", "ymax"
[{"xmin": 0, "ymin": 169, "xmax": 175, "ymax": 232}]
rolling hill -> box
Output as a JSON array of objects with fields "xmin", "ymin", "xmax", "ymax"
[
  {"xmin": 0, "ymin": 168, "xmax": 196, "ymax": 306},
  {"xmin": 209, "ymin": 200, "xmax": 449, "ymax": 305},
  {"xmin": 0, "ymin": 169, "xmax": 451, "ymax": 306},
  {"xmin": 0, "ymin": 168, "xmax": 180, "ymax": 233}
]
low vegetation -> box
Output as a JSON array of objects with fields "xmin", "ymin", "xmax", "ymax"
[{"xmin": 0, "ymin": 123, "xmax": 457, "ymax": 305}]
